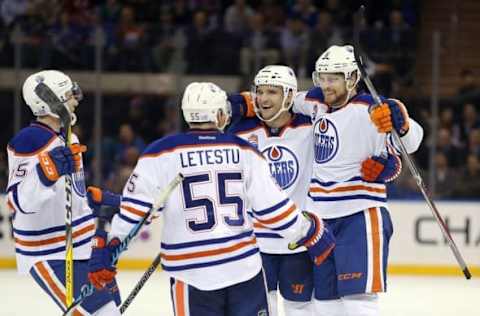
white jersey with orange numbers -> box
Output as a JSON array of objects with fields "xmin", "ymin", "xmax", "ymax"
[
  {"xmin": 110, "ymin": 130, "xmax": 310, "ymax": 291},
  {"xmin": 293, "ymin": 87, "xmax": 424, "ymax": 219},
  {"xmin": 7, "ymin": 122, "xmax": 94, "ymax": 275},
  {"xmin": 229, "ymin": 114, "xmax": 313, "ymax": 254}
]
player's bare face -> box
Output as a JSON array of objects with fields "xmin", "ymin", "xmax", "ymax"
[
  {"xmin": 317, "ymin": 73, "xmax": 348, "ymax": 107},
  {"xmin": 255, "ymin": 85, "xmax": 284, "ymax": 121}
]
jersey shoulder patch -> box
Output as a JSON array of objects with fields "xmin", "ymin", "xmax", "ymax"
[{"xmin": 8, "ymin": 123, "xmax": 57, "ymax": 155}]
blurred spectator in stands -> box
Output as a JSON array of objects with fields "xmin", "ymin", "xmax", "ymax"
[
  {"xmin": 185, "ymin": 10, "xmax": 212, "ymax": 74},
  {"xmin": 114, "ymin": 123, "xmax": 145, "ymax": 164},
  {"xmin": 436, "ymin": 127, "xmax": 464, "ymax": 168},
  {"xmin": 467, "ymin": 128, "xmax": 480, "ymax": 158},
  {"xmin": 281, "ymin": 15, "xmax": 309, "ymax": 77},
  {"xmin": 458, "ymin": 103, "xmax": 480, "ymax": 145},
  {"xmin": 224, "ymin": 0, "xmax": 254, "ymax": 36},
  {"xmin": 172, "ymin": 0, "xmax": 191, "ymax": 26},
  {"xmin": 0, "ymin": 0, "xmax": 30, "ymax": 26},
  {"xmin": 240, "ymin": 12, "xmax": 280, "ymax": 77},
  {"xmin": 451, "ymin": 154, "xmax": 480, "ymax": 198},
  {"xmin": 116, "ymin": 6, "xmax": 148, "ymax": 71},
  {"xmin": 257, "ymin": 0, "xmax": 285, "ymax": 30},
  {"xmin": 430, "ymin": 152, "xmax": 458, "ymax": 198},
  {"xmin": 149, "ymin": 7, "xmax": 177, "ymax": 72},
  {"xmin": 307, "ymin": 10, "xmax": 343, "ymax": 73},
  {"xmin": 323, "ymin": 0, "xmax": 349, "ymax": 27},
  {"xmin": 288, "ymin": 0, "xmax": 318, "ymax": 29},
  {"xmin": 46, "ymin": 11, "xmax": 90, "ymax": 69},
  {"xmin": 384, "ymin": 9, "xmax": 416, "ymax": 87},
  {"xmin": 457, "ymin": 69, "xmax": 478, "ymax": 96},
  {"xmin": 126, "ymin": 96, "xmax": 154, "ymax": 141},
  {"xmin": 155, "ymin": 99, "xmax": 181, "ymax": 138},
  {"xmin": 439, "ymin": 107, "xmax": 461, "ymax": 147},
  {"xmin": 96, "ymin": 0, "xmax": 123, "ymax": 64}
]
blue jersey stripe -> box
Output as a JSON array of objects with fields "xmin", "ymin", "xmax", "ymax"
[
  {"xmin": 270, "ymin": 215, "xmax": 298, "ymax": 231},
  {"xmin": 13, "ymin": 214, "xmax": 94, "ymax": 236},
  {"xmin": 122, "ymin": 197, "xmax": 153, "ymax": 208},
  {"xmin": 161, "ymin": 230, "xmax": 254, "ymax": 250},
  {"xmin": 310, "ymin": 177, "xmax": 368, "ymax": 187},
  {"xmin": 119, "ymin": 213, "xmax": 140, "ymax": 224},
  {"xmin": 162, "ymin": 247, "xmax": 259, "ymax": 271},
  {"xmin": 253, "ymin": 198, "xmax": 290, "ymax": 216},
  {"xmin": 15, "ymin": 235, "xmax": 93, "ymax": 256},
  {"xmin": 255, "ymin": 233, "xmax": 283, "ymax": 239},
  {"xmin": 308, "ymin": 194, "xmax": 387, "ymax": 202}
]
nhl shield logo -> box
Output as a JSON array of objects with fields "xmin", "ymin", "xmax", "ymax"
[
  {"xmin": 313, "ymin": 117, "xmax": 339, "ymax": 163},
  {"xmin": 261, "ymin": 145, "xmax": 299, "ymax": 189}
]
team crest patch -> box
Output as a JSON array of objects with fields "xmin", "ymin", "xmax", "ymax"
[
  {"xmin": 313, "ymin": 117, "xmax": 339, "ymax": 163},
  {"xmin": 261, "ymin": 145, "xmax": 299, "ymax": 189}
]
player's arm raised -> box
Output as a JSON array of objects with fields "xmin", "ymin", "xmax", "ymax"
[{"xmin": 369, "ymin": 98, "xmax": 424, "ymax": 153}]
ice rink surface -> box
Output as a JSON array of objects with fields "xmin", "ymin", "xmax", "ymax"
[{"xmin": 1, "ymin": 269, "xmax": 478, "ymax": 316}]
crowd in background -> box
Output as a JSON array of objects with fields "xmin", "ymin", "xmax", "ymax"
[{"xmin": 0, "ymin": 0, "xmax": 479, "ymax": 199}]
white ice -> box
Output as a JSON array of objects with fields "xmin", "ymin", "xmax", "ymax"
[{"xmin": 1, "ymin": 270, "xmax": 478, "ymax": 315}]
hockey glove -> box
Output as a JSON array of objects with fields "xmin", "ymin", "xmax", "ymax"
[
  {"xmin": 87, "ymin": 186, "xmax": 121, "ymax": 218},
  {"xmin": 88, "ymin": 229, "xmax": 120, "ymax": 290},
  {"xmin": 37, "ymin": 144, "xmax": 87, "ymax": 185},
  {"xmin": 289, "ymin": 212, "xmax": 335, "ymax": 266},
  {"xmin": 227, "ymin": 92, "xmax": 255, "ymax": 118},
  {"xmin": 361, "ymin": 154, "xmax": 402, "ymax": 183},
  {"xmin": 370, "ymin": 99, "xmax": 410, "ymax": 136}
]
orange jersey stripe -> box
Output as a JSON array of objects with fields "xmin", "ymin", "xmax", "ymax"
[
  {"xmin": 15, "ymin": 224, "xmax": 95, "ymax": 247},
  {"xmin": 369, "ymin": 207, "xmax": 382, "ymax": 292},
  {"xmin": 256, "ymin": 205, "xmax": 297, "ymax": 225},
  {"xmin": 162, "ymin": 237, "xmax": 257, "ymax": 261},
  {"xmin": 121, "ymin": 205, "xmax": 146, "ymax": 217},
  {"xmin": 310, "ymin": 185, "xmax": 386, "ymax": 194},
  {"xmin": 175, "ymin": 280, "xmax": 186, "ymax": 316}
]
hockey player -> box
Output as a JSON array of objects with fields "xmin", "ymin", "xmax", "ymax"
[
  {"xmin": 228, "ymin": 65, "xmax": 315, "ymax": 316},
  {"xmin": 6, "ymin": 70, "xmax": 121, "ymax": 315},
  {"xmin": 291, "ymin": 45, "xmax": 423, "ymax": 316},
  {"xmin": 87, "ymin": 82, "xmax": 335, "ymax": 316}
]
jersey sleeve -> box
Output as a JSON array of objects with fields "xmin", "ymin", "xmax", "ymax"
[
  {"xmin": 110, "ymin": 156, "xmax": 164, "ymax": 241},
  {"xmin": 388, "ymin": 118, "xmax": 424, "ymax": 154},
  {"xmin": 243, "ymin": 148, "xmax": 309, "ymax": 242},
  {"xmin": 293, "ymin": 87, "xmax": 328, "ymax": 118}
]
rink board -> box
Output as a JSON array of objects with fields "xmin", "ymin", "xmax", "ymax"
[{"xmin": 0, "ymin": 195, "xmax": 478, "ymax": 276}]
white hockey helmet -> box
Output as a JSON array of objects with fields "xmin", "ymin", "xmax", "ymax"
[
  {"xmin": 253, "ymin": 65, "xmax": 297, "ymax": 122},
  {"xmin": 181, "ymin": 82, "xmax": 231, "ymax": 131},
  {"xmin": 312, "ymin": 45, "xmax": 361, "ymax": 89},
  {"xmin": 22, "ymin": 70, "xmax": 82, "ymax": 125}
]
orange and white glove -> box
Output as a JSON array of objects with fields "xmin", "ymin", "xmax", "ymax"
[
  {"xmin": 370, "ymin": 99, "xmax": 410, "ymax": 136},
  {"xmin": 36, "ymin": 144, "xmax": 87, "ymax": 185}
]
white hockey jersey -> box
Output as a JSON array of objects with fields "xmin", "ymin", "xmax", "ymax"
[
  {"xmin": 110, "ymin": 130, "xmax": 309, "ymax": 291},
  {"xmin": 7, "ymin": 122, "xmax": 94, "ymax": 275},
  {"xmin": 229, "ymin": 115, "xmax": 313, "ymax": 254},
  {"xmin": 293, "ymin": 87, "xmax": 424, "ymax": 219}
]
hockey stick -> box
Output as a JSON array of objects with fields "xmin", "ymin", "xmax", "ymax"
[
  {"xmin": 34, "ymin": 82, "xmax": 76, "ymax": 304},
  {"xmin": 120, "ymin": 252, "xmax": 162, "ymax": 314},
  {"xmin": 353, "ymin": 5, "xmax": 471, "ymax": 279},
  {"xmin": 62, "ymin": 173, "xmax": 184, "ymax": 315}
]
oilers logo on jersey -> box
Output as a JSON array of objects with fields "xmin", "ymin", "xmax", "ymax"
[
  {"xmin": 261, "ymin": 145, "xmax": 299, "ymax": 189},
  {"xmin": 313, "ymin": 117, "xmax": 339, "ymax": 163}
]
